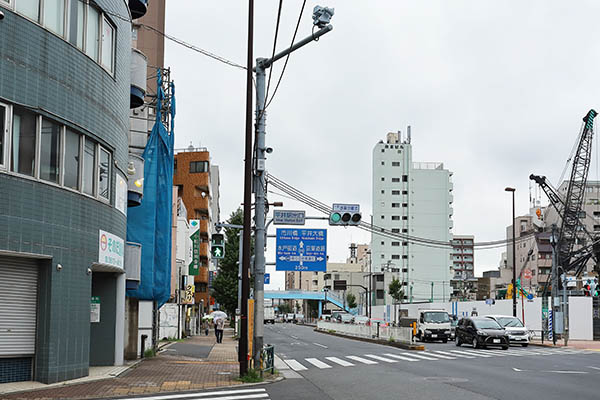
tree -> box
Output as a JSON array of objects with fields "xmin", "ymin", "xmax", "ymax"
[
  {"xmin": 278, "ymin": 303, "xmax": 292, "ymax": 314},
  {"xmin": 346, "ymin": 292, "xmax": 357, "ymax": 309},
  {"xmin": 211, "ymin": 208, "xmax": 248, "ymax": 319},
  {"xmin": 388, "ymin": 277, "xmax": 404, "ymax": 325}
]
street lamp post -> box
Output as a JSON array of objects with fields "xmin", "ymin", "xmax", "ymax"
[{"xmin": 505, "ymin": 187, "xmax": 517, "ymax": 318}]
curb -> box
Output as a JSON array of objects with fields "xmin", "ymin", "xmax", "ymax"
[{"xmin": 314, "ymin": 328, "xmax": 425, "ymax": 350}]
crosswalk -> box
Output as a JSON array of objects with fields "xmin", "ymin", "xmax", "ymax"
[
  {"xmin": 112, "ymin": 388, "xmax": 270, "ymax": 400},
  {"xmin": 280, "ymin": 348, "xmax": 597, "ymax": 372}
]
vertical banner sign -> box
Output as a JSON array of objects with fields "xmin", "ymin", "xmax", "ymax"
[
  {"xmin": 91, "ymin": 297, "xmax": 100, "ymax": 323},
  {"xmin": 248, "ymin": 299, "xmax": 255, "ymax": 361},
  {"xmin": 189, "ymin": 220, "xmax": 200, "ymax": 275}
]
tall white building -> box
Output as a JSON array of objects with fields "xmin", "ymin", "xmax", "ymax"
[{"xmin": 372, "ymin": 130, "xmax": 453, "ymax": 302}]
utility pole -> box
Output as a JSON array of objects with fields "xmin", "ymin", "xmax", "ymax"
[
  {"xmin": 551, "ymin": 224, "xmax": 558, "ymax": 345},
  {"xmin": 252, "ymin": 7, "xmax": 334, "ymax": 368},
  {"xmin": 240, "ymin": 0, "xmax": 254, "ymax": 377}
]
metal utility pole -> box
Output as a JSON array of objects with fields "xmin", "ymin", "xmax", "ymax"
[
  {"xmin": 252, "ymin": 7, "xmax": 334, "ymax": 367},
  {"xmin": 551, "ymin": 224, "xmax": 558, "ymax": 345},
  {"xmin": 240, "ymin": 0, "xmax": 254, "ymax": 377},
  {"xmin": 505, "ymin": 187, "xmax": 517, "ymax": 317}
]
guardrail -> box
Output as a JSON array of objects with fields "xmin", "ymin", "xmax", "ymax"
[{"xmin": 317, "ymin": 321, "xmax": 414, "ymax": 344}]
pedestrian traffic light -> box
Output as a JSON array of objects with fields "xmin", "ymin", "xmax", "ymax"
[
  {"xmin": 590, "ymin": 278, "xmax": 598, "ymax": 297},
  {"xmin": 211, "ymin": 233, "xmax": 225, "ymax": 259},
  {"xmin": 329, "ymin": 211, "xmax": 361, "ymax": 226}
]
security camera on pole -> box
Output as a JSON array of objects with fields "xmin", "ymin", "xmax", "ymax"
[{"xmin": 252, "ymin": 6, "xmax": 335, "ymax": 370}]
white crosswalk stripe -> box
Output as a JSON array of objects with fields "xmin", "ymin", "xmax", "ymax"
[
  {"xmin": 383, "ymin": 353, "xmax": 420, "ymax": 362},
  {"xmin": 325, "ymin": 356, "xmax": 355, "ymax": 367},
  {"xmin": 450, "ymin": 350, "xmax": 492, "ymax": 358},
  {"xmin": 284, "ymin": 359, "xmax": 307, "ymax": 371},
  {"xmin": 424, "ymin": 352, "xmax": 457, "ymax": 360},
  {"xmin": 305, "ymin": 358, "xmax": 332, "ymax": 369},
  {"xmin": 434, "ymin": 350, "xmax": 475, "ymax": 359},
  {"xmin": 116, "ymin": 388, "xmax": 270, "ymax": 400},
  {"xmin": 347, "ymin": 355, "xmax": 379, "ymax": 365},
  {"xmin": 456, "ymin": 349, "xmax": 494, "ymax": 358},
  {"xmin": 399, "ymin": 352, "xmax": 440, "ymax": 361},
  {"xmin": 363, "ymin": 354, "xmax": 398, "ymax": 363}
]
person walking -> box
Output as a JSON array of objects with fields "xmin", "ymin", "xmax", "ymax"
[{"xmin": 215, "ymin": 317, "xmax": 225, "ymax": 343}]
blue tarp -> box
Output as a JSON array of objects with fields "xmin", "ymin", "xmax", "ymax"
[{"xmin": 126, "ymin": 72, "xmax": 175, "ymax": 308}]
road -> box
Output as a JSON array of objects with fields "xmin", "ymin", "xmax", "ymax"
[{"xmin": 262, "ymin": 323, "xmax": 600, "ymax": 400}]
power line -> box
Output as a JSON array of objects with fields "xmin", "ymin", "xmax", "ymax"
[{"xmin": 264, "ymin": 0, "xmax": 284, "ymax": 112}]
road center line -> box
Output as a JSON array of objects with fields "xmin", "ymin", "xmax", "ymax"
[{"xmin": 313, "ymin": 342, "xmax": 328, "ymax": 348}]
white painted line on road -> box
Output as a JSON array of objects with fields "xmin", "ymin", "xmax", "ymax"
[
  {"xmin": 383, "ymin": 353, "xmax": 420, "ymax": 362},
  {"xmin": 455, "ymin": 350, "xmax": 493, "ymax": 358},
  {"xmin": 449, "ymin": 350, "xmax": 490, "ymax": 358},
  {"xmin": 290, "ymin": 335, "xmax": 299, "ymax": 339},
  {"xmin": 305, "ymin": 358, "xmax": 332, "ymax": 369},
  {"xmin": 325, "ymin": 357, "xmax": 355, "ymax": 367},
  {"xmin": 346, "ymin": 355, "xmax": 378, "ymax": 365},
  {"xmin": 400, "ymin": 352, "xmax": 439, "ymax": 361},
  {"xmin": 274, "ymin": 355, "xmax": 289, "ymax": 370},
  {"xmin": 546, "ymin": 370, "xmax": 588, "ymax": 374},
  {"xmin": 588, "ymin": 366, "xmax": 600, "ymax": 370},
  {"xmin": 483, "ymin": 350, "xmax": 509, "ymax": 356},
  {"xmin": 117, "ymin": 388, "xmax": 268, "ymax": 400},
  {"xmin": 313, "ymin": 342, "xmax": 328, "ymax": 348},
  {"xmin": 434, "ymin": 350, "xmax": 474, "ymax": 359},
  {"xmin": 284, "ymin": 359, "xmax": 308, "ymax": 371},
  {"xmin": 363, "ymin": 354, "xmax": 398, "ymax": 363},
  {"xmin": 423, "ymin": 352, "xmax": 456, "ymax": 360}
]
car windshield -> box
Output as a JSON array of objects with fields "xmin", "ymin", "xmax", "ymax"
[
  {"xmin": 496, "ymin": 317, "xmax": 524, "ymax": 327},
  {"xmin": 474, "ymin": 319, "xmax": 502, "ymax": 330},
  {"xmin": 423, "ymin": 312, "xmax": 450, "ymax": 323}
]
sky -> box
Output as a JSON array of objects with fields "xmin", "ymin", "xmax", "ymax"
[{"xmin": 163, "ymin": 1, "xmax": 600, "ymax": 290}]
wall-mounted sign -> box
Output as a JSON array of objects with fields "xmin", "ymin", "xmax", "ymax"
[
  {"xmin": 180, "ymin": 284, "xmax": 195, "ymax": 305},
  {"xmin": 189, "ymin": 220, "xmax": 200, "ymax": 275},
  {"xmin": 91, "ymin": 296, "xmax": 100, "ymax": 323},
  {"xmin": 98, "ymin": 230, "xmax": 124, "ymax": 268},
  {"xmin": 115, "ymin": 172, "xmax": 127, "ymax": 216}
]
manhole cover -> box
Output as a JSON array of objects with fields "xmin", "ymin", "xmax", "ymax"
[{"xmin": 422, "ymin": 377, "xmax": 468, "ymax": 383}]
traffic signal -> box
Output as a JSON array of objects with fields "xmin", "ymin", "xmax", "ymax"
[
  {"xmin": 211, "ymin": 233, "xmax": 225, "ymax": 259},
  {"xmin": 584, "ymin": 280, "xmax": 592, "ymax": 296},
  {"xmin": 329, "ymin": 211, "xmax": 361, "ymax": 226},
  {"xmin": 590, "ymin": 278, "xmax": 599, "ymax": 297}
]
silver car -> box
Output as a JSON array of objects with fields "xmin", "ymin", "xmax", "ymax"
[{"xmin": 485, "ymin": 315, "xmax": 530, "ymax": 347}]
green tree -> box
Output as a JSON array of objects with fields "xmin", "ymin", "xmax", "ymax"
[
  {"xmin": 388, "ymin": 277, "xmax": 404, "ymax": 324},
  {"xmin": 211, "ymin": 208, "xmax": 248, "ymax": 318},
  {"xmin": 277, "ymin": 303, "xmax": 292, "ymax": 314},
  {"xmin": 346, "ymin": 292, "xmax": 357, "ymax": 309}
]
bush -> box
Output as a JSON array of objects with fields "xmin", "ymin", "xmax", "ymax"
[
  {"xmin": 388, "ymin": 336, "xmax": 395, "ymax": 343},
  {"xmin": 239, "ymin": 368, "xmax": 262, "ymax": 383},
  {"xmin": 144, "ymin": 348, "xmax": 156, "ymax": 358}
]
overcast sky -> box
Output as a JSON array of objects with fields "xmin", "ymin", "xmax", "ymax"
[{"xmin": 164, "ymin": 1, "xmax": 600, "ymax": 290}]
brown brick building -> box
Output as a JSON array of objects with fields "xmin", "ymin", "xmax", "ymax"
[{"xmin": 173, "ymin": 148, "xmax": 214, "ymax": 308}]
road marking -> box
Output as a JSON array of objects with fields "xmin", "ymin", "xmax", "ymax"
[
  {"xmin": 434, "ymin": 350, "xmax": 474, "ymax": 359},
  {"xmin": 483, "ymin": 350, "xmax": 509, "ymax": 356},
  {"xmin": 290, "ymin": 335, "xmax": 299, "ymax": 339},
  {"xmin": 363, "ymin": 354, "xmax": 398, "ymax": 363},
  {"xmin": 284, "ymin": 359, "xmax": 307, "ymax": 371},
  {"xmin": 424, "ymin": 352, "xmax": 456, "ymax": 360},
  {"xmin": 546, "ymin": 370, "xmax": 588, "ymax": 374},
  {"xmin": 116, "ymin": 388, "xmax": 269, "ymax": 400},
  {"xmin": 305, "ymin": 358, "xmax": 332, "ymax": 369},
  {"xmin": 456, "ymin": 350, "xmax": 494, "ymax": 358},
  {"xmin": 346, "ymin": 355, "xmax": 378, "ymax": 365},
  {"xmin": 325, "ymin": 357, "xmax": 355, "ymax": 367},
  {"xmin": 449, "ymin": 350, "xmax": 491, "ymax": 358},
  {"xmin": 513, "ymin": 367, "xmax": 526, "ymax": 372},
  {"xmin": 400, "ymin": 352, "xmax": 439, "ymax": 361},
  {"xmin": 588, "ymin": 366, "xmax": 600, "ymax": 370},
  {"xmin": 383, "ymin": 353, "xmax": 420, "ymax": 362},
  {"xmin": 313, "ymin": 342, "xmax": 328, "ymax": 348}
]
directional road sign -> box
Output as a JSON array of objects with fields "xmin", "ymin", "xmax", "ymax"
[
  {"xmin": 276, "ymin": 228, "xmax": 327, "ymax": 271},
  {"xmin": 264, "ymin": 273, "xmax": 270, "ymax": 285},
  {"xmin": 273, "ymin": 210, "xmax": 306, "ymax": 225}
]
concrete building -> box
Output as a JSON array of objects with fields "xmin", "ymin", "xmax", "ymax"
[
  {"xmin": 450, "ymin": 235, "xmax": 477, "ymax": 300},
  {"xmin": 371, "ymin": 130, "xmax": 453, "ymax": 303},
  {"xmin": 0, "ymin": 0, "xmax": 131, "ymax": 383}
]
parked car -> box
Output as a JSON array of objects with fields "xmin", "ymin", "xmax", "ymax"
[
  {"xmin": 353, "ymin": 316, "xmax": 370, "ymax": 325},
  {"xmin": 484, "ymin": 315, "xmax": 531, "ymax": 347},
  {"xmin": 416, "ymin": 309, "xmax": 452, "ymax": 343},
  {"xmin": 455, "ymin": 316, "xmax": 509, "ymax": 350},
  {"xmin": 332, "ymin": 313, "xmax": 354, "ymax": 323}
]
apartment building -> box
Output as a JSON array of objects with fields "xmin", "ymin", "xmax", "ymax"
[{"xmin": 450, "ymin": 235, "xmax": 476, "ymax": 300}]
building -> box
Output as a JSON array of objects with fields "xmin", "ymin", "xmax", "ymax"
[
  {"xmin": 371, "ymin": 130, "xmax": 453, "ymax": 303},
  {"xmin": 450, "ymin": 235, "xmax": 476, "ymax": 300},
  {"xmin": 173, "ymin": 147, "xmax": 219, "ymax": 312},
  {"xmin": 0, "ymin": 0, "xmax": 131, "ymax": 383}
]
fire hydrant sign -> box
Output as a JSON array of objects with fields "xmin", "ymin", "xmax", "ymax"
[{"xmin": 98, "ymin": 230, "xmax": 124, "ymax": 268}]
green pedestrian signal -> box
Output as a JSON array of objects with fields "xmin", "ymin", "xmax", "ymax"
[
  {"xmin": 211, "ymin": 233, "xmax": 225, "ymax": 259},
  {"xmin": 330, "ymin": 212, "xmax": 342, "ymax": 224}
]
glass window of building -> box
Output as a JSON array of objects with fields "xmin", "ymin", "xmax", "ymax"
[
  {"xmin": 68, "ymin": 0, "xmax": 85, "ymax": 49},
  {"xmin": 64, "ymin": 129, "xmax": 80, "ymax": 189},
  {"xmin": 0, "ymin": 103, "xmax": 6, "ymax": 168},
  {"xmin": 40, "ymin": 119, "xmax": 62, "ymax": 183},
  {"xmin": 82, "ymin": 137, "xmax": 95, "ymax": 195},
  {"xmin": 85, "ymin": 4, "xmax": 99, "ymax": 61},
  {"xmin": 16, "ymin": 0, "xmax": 40, "ymax": 22},
  {"xmin": 11, "ymin": 107, "xmax": 37, "ymax": 176},
  {"xmin": 101, "ymin": 16, "xmax": 114, "ymax": 72},
  {"xmin": 190, "ymin": 161, "xmax": 209, "ymax": 173},
  {"xmin": 98, "ymin": 147, "xmax": 110, "ymax": 200},
  {"xmin": 43, "ymin": 0, "xmax": 65, "ymax": 36}
]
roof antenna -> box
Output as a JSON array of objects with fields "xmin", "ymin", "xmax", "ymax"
[{"xmin": 407, "ymin": 125, "xmax": 412, "ymax": 144}]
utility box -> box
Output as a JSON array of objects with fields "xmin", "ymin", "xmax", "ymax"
[{"xmin": 554, "ymin": 311, "xmax": 564, "ymax": 334}]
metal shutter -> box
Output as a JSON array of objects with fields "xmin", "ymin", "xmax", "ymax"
[{"xmin": 0, "ymin": 257, "xmax": 39, "ymax": 356}]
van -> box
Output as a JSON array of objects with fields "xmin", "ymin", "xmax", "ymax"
[{"xmin": 416, "ymin": 309, "xmax": 452, "ymax": 342}]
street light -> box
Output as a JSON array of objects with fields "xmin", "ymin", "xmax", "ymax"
[{"xmin": 505, "ymin": 187, "xmax": 517, "ymax": 317}]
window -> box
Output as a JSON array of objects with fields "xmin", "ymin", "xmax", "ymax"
[
  {"xmin": 392, "ymin": 162, "xmax": 400, "ymax": 166},
  {"xmin": 381, "ymin": 161, "xmax": 384, "ymax": 165},
  {"xmin": 402, "ymin": 190, "xmax": 408, "ymax": 195},
  {"xmin": 381, "ymin": 177, "xmax": 385, "ymax": 181},
  {"xmin": 98, "ymin": 147, "xmax": 110, "ymax": 200},
  {"xmin": 16, "ymin": 0, "xmax": 40, "ymax": 22},
  {"xmin": 190, "ymin": 160, "xmax": 209, "ymax": 173},
  {"xmin": 392, "ymin": 178, "xmax": 400, "ymax": 182},
  {"xmin": 380, "ymin": 254, "xmax": 385, "ymax": 259},
  {"xmin": 402, "ymin": 242, "xmax": 408, "ymax": 246},
  {"xmin": 391, "ymin": 255, "xmax": 400, "ymax": 260},
  {"xmin": 0, "ymin": 103, "xmax": 6, "ymax": 168},
  {"xmin": 402, "ymin": 255, "xmax": 408, "ymax": 259},
  {"xmin": 68, "ymin": 0, "xmax": 85, "ymax": 50},
  {"xmin": 44, "ymin": 0, "xmax": 65, "ymax": 36},
  {"xmin": 391, "ymin": 242, "xmax": 400, "ymax": 247},
  {"xmin": 381, "ymin": 190, "xmax": 384, "ymax": 194},
  {"xmin": 82, "ymin": 137, "xmax": 95, "ymax": 195},
  {"xmin": 86, "ymin": 4, "xmax": 99, "ymax": 61},
  {"xmin": 392, "ymin": 190, "xmax": 400, "ymax": 195},
  {"xmin": 380, "ymin": 241, "xmax": 384, "ymax": 245},
  {"xmin": 402, "ymin": 175, "xmax": 408, "ymax": 182},
  {"xmin": 392, "ymin": 216, "xmax": 400, "ymax": 220},
  {"xmin": 376, "ymin": 290, "xmax": 384, "ymax": 299},
  {"xmin": 402, "ymin": 216, "xmax": 408, "ymax": 220},
  {"xmin": 101, "ymin": 16, "xmax": 114, "ymax": 72},
  {"xmin": 391, "ymin": 203, "xmax": 400, "ymax": 208},
  {"xmin": 11, "ymin": 107, "xmax": 37, "ymax": 176},
  {"xmin": 381, "ymin": 215, "xmax": 384, "ymax": 219},
  {"xmin": 402, "ymin": 228, "xmax": 408, "ymax": 233},
  {"xmin": 64, "ymin": 129, "xmax": 80, "ymax": 189},
  {"xmin": 391, "ymin": 228, "xmax": 400, "ymax": 233},
  {"xmin": 376, "ymin": 275, "xmax": 384, "ymax": 282},
  {"xmin": 402, "ymin": 203, "xmax": 408, "ymax": 207},
  {"xmin": 40, "ymin": 119, "xmax": 61, "ymax": 183}
]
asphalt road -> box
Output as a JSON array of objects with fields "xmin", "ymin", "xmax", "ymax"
[{"xmin": 262, "ymin": 323, "xmax": 600, "ymax": 400}]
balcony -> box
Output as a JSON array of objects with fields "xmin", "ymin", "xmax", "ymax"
[
  {"xmin": 129, "ymin": 0, "xmax": 148, "ymax": 20},
  {"xmin": 125, "ymin": 242, "xmax": 142, "ymax": 290},
  {"xmin": 127, "ymin": 153, "xmax": 144, "ymax": 207},
  {"xmin": 130, "ymin": 48, "xmax": 147, "ymax": 109}
]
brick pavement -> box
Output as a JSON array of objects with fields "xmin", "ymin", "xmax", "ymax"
[
  {"xmin": 4, "ymin": 329, "xmax": 243, "ymax": 400},
  {"xmin": 530, "ymin": 339, "xmax": 600, "ymax": 350}
]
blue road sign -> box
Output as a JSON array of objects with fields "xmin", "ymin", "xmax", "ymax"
[
  {"xmin": 264, "ymin": 273, "xmax": 270, "ymax": 285},
  {"xmin": 276, "ymin": 228, "xmax": 327, "ymax": 271}
]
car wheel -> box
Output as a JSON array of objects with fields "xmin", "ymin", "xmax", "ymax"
[
  {"xmin": 502, "ymin": 346, "xmax": 509, "ymax": 350},
  {"xmin": 442, "ymin": 339, "xmax": 448, "ymax": 343},
  {"xmin": 472, "ymin": 337, "xmax": 479, "ymax": 349},
  {"xmin": 521, "ymin": 343, "xmax": 528, "ymax": 347},
  {"xmin": 456, "ymin": 336, "xmax": 462, "ymax": 346}
]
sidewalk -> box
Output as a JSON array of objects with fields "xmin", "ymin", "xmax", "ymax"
[
  {"xmin": 2, "ymin": 328, "xmax": 243, "ymax": 400},
  {"xmin": 529, "ymin": 339, "xmax": 600, "ymax": 351}
]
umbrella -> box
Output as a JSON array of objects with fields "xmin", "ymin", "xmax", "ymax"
[
  {"xmin": 201, "ymin": 315, "xmax": 213, "ymax": 321},
  {"xmin": 210, "ymin": 311, "xmax": 227, "ymax": 320}
]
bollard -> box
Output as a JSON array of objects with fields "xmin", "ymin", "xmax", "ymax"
[{"xmin": 141, "ymin": 334, "xmax": 148, "ymax": 358}]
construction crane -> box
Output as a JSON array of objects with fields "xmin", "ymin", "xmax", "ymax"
[{"xmin": 530, "ymin": 109, "xmax": 599, "ymax": 277}]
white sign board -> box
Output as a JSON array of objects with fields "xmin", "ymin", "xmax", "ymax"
[
  {"xmin": 98, "ymin": 230, "xmax": 124, "ymax": 268},
  {"xmin": 115, "ymin": 172, "xmax": 127, "ymax": 216},
  {"xmin": 91, "ymin": 297, "xmax": 100, "ymax": 323},
  {"xmin": 332, "ymin": 203, "xmax": 360, "ymax": 213}
]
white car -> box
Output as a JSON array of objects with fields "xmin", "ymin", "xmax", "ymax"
[
  {"xmin": 353, "ymin": 316, "xmax": 370, "ymax": 325},
  {"xmin": 485, "ymin": 315, "xmax": 531, "ymax": 347}
]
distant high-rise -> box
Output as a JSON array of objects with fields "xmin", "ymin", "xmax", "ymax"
[{"xmin": 371, "ymin": 130, "xmax": 453, "ymax": 302}]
